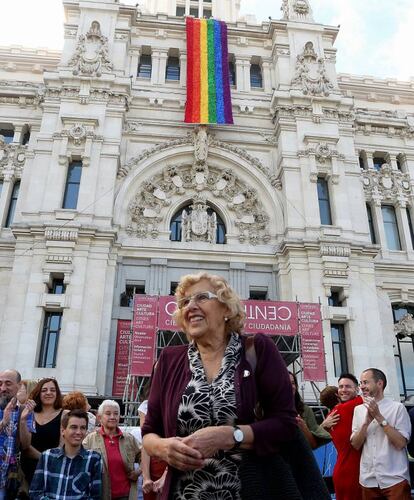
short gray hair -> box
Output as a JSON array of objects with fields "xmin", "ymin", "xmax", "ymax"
[{"xmin": 97, "ymin": 399, "xmax": 120, "ymax": 416}]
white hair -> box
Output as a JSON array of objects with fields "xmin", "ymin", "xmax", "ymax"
[{"xmin": 97, "ymin": 399, "xmax": 120, "ymax": 416}]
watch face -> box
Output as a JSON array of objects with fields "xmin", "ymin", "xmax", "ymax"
[{"xmin": 234, "ymin": 428, "xmax": 244, "ymax": 443}]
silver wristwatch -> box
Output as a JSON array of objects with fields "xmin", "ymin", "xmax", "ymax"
[
  {"xmin": 380, "ymin": 419, "xmax": 388, "ymax": 428},
  {"xmin": 233, "ymin": 426, "xmax": 244, "ymax": 449}
]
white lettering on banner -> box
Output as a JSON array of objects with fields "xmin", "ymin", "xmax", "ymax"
[
  {"xmin": 247, "ymin": 322, "xmax": 292, "ymax": 331},
  {"xmin": 244, "ymin": 304, "xmax": 292, "ymax": 321}
]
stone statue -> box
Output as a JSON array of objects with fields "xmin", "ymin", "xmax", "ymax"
[
  {"xmin": 181, "ymin": 198, "xmax": 217, "ymax": 243},
  {"xmin": 194, "ymin": 126, "xmax": 209, "ymax": 165}
]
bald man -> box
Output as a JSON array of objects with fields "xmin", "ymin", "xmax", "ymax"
[{"xmin": 0, "ymin": 369, "xmax": 35, "ymax": 500}]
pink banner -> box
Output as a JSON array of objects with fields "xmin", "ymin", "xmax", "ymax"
[
  {"xmin": 130, "ymin": 296, "xmax": 158, "ymax": 376},
  {"xmin": 158, "ymin": 296, "xmax": 179, "ymax": 331},
  {"xmin": 243, "ymin": 300, "xmax": 298, "ymax": 335},
  {"xmin": 299, "ymin": 303, "xmax": 326, "ymax": 382},
  {"xmin": 158, "ymin": 297, "xmax": 299, "ymax": 335},
  {"xmin": 112, "ymin": 320, "xmax": 131, "ymax": 397}
]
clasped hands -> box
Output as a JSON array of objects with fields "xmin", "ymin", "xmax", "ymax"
[
  {"xmin": 363, "ymin": 396, "xmax": 382, "ymax": 425},
  {"xmin": 163, "ymin": 426, "xmax": 231, "ymax": 471}
]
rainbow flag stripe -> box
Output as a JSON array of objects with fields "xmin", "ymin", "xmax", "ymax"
[{"xmin": 185, "ymin": 17, "xmax": 233, "ymax": 124}]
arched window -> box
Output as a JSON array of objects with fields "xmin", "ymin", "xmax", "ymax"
[{"xmin": 170, "ymin": 204, "xmax": 226, "ymax": 244}]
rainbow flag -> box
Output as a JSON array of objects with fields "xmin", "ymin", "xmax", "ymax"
[{"xmin": 185, "ymin": 17, "xmax": 233, "ymax": 124}]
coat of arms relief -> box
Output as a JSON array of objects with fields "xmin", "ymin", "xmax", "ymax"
[{"xmin": 68, "ymin": 21, "xmax": 113, "ymax": 77}]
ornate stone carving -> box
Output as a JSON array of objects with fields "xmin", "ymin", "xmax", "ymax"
[
  {"xmin": 46, "ymin": 255, "xmax": 73, "ymax": 264},
  {"xmin": 45, "ymin": 228, "xmax": 78, "ymax": 242},
  {"xmin": 320, "ymin": 245, "xmax": 351, "ymax": 257},
  {"xmin": 281, "ymin": 0, "xmax": 313, "ymax": 20},
  {"xmin": 193, "ymin": 126, "xmax": 209, "ymax": 165},
  {"xmin": 362, "ymin": 163, "xmax": 412, "ymax": 206},
  {"xmin": 126, "ymin": 164, "xmax": 271, "ymax": 245},
  {"xmin": 68, "ymin": 124, "xmax": 87, "ymax": 146},
  {"xmin": 68, "ymin": 21, "xmax": 113, "ymax": 77},
  {"xmin": 181, "ymin": 197, "xmax": 217, "ymax": 243},
  {"xmin": 298, "ymin": 143, "xmax": 344, "ymax": 163},
  {"xmin": 118, "ymin": 129, "xmax": 272, "ymax": 182},
  {"xmin": 291, "ymin": 42, "xmax": 334, "ymax": 97},
  {"xmin": 394, "ymin": 313, "xmax": 414, "ymax": 338},
  {"xmin": 0, "ymin": 139, "xmax": 26, "ymax": 178}
]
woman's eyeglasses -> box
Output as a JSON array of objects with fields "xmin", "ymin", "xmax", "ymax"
[{"xmin": 177, "ymin": 291, "xmax": 218, "ymax": 309}]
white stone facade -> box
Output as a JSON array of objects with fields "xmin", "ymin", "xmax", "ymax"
[{"xmin": 0, "ymin": 0, "xmax": 413, "ymax": 401}]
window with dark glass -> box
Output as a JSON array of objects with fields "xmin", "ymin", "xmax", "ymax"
[
  {"xmin": 366, "ymin": 204, "xmax": 376, "ymax": 244},
  {"xmin": 190, "ymin": 7, "xmax": 198, "ymax": 16},
  {"xmin": 328, "ymin": 291, "xmax": 342, "ymax": 307},
  {"xmin": 250, "ymin": 64, "xmax": 263, "ymax": 88},
  {"xmin": 38, "ymin": 312, "xmax": 62, "ymax": 368},
  {"xmin": 137, "ymin": 54, "xmax": 152, "ymax": 78},
  {"xmin": 358, "ymin": 154, "xmax": 365, "ymax": 169},
  {"xmin": 62, "ymin": 161, "xmax": 82, "ymax": 210},
  {"xmin": 166, "ymin": 56, "xmax": 180, "ymax": 81},
  {"xmin": 249, "ymin": 289, "xmax": 268, "ymax": 300},
  {"xmin": 176, "ymin": 6, "xmax": 185, "ymax": 16},
  {"xmin": 393, "ymin": 304, "xmax": 414, "ymax": 398},
  {"xmin": 121, "ymin": 284, "xmax": 146, "ymax": 307},
  {"xmin": 229, "ymin": 61, "xmax": 236, "ymax": 86},
  {"xmin": 317, "ymin": 178, "xmax": 332, "ymax": 225},
  {"xmin": 170, "ymin": 205, "xmax": 226, "ymax": 244},
  {"xmin": 373, "ymin": 156, "xmax": 386, "ymax": 171},
  {"xmin": 22, "ymin": 128, "xmax": 30, "ymax": 145},
  {"xmin": 170, "ymin": 282, "xmax": 178, "ymax": 295},
  {"xmin": 397, "ymin": 158, "xmax": 403, "ymax": 171},
  {"xmin": 203, "ymin": 9, "xmax": 212, "ymax": 18},
  {"xmin": 381, "ymin": 205, "xmax": 401, "ymax": 250},
  {"xmin": 407, "ymin": 208, "xmax": 414, "ymax": 250},
  {"xmin": 0, "ymin": 128, "xmax": 14, "ymax": 144},
  {"xmin": 49, "ymin": 278, "xmax": 65, "ymax": 294},
  {"xmin": 331, "ymin": 324, "xmax": 348, "ymax": 377},
  {"xmin": 5, "ymin": 181, "xmax": 20, "ymax": 228}
]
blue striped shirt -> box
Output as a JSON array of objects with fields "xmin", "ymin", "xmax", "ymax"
[{"xmin": 29, "ymin": 446, "xmax": 102, "ymax": 500}]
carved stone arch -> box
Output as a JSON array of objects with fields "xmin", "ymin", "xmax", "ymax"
[{"xmin": 114, "ymin": 142, "xmax": 285, "ymax": 246}]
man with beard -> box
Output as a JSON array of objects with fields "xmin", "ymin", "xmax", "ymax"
[
  {"xmin": 351, "ymin": 368, "xmax": 411, "ymax": 499},
  {"xmin": 0, "ymin": 369, "xmax": 36, "ymax": 500},
  {"xmin": 321, "ymin": 373, "xmax": 363, "ymax": 500}
]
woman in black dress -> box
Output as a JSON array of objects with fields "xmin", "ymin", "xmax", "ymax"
[{"xmin": 21, "ymin": 378, "xmax": 63, "ymax": 485}]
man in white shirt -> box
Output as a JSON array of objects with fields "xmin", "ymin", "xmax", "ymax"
[{"xmin": 351, "ymin": 368, "xmax": 411, "ymax": 499}]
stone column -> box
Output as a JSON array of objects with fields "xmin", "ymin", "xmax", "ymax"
[
  {"xmin": 229, "ymin": 262, "xmax": 247, "ymax": 298},
  {"xmin": 148, "ymin": 258, "xmax": 168, "ymax": 295},
  {"xmin": 235, "ymin": 58, "xmax": 244, "ymax": 91},
  {"xmin": 0, "ymin": 174, "xmax": 14, "ymax": 227},
  {"xmin": 366, "ymin": 152, "xmax": 375, "ymax": 170},
  {"xmin": 388, "ymin": 154, "xmax": 399, "ymax": 171},
  {"xmin": 151, "ymin": 51, "xmax": 160, "ymax": 85},
  {"xmin": 130, "ymin": 47, "xmax": 141, "ymax": 78},
  {"xmin": 396, "ymin": 201, "xmax": 412, "ymax": 252},
  {"xmin": 158, "ymin": 50, "xmax": 168, "ymax": 85},
  {"xmin": 12, "ymin": 125, "xmax": 24, "ymax": 144},
  {"xmin": 262, "ymin": 61, "xmax": 272, "ymax": 92},
  {"xmin": 243, "ymin": 59, "xmax": 251, "ymax": 91},
  {"xmin": 179, "ymin": 52, "xmax": 187, "ymax": 87},
  {"xmin": 372, "ymin": 202, "xmax": 389, "ymax": 258}
]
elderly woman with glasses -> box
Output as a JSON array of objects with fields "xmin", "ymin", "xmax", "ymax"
[
  {"xmin": 83, "ymin": 400, "xmax": 141, "ymax": 500},
  {"xmin": 142, "ymin": 272, "xmax": 297, "ymax": 500}
]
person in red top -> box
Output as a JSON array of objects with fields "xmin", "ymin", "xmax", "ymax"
[
  {"xmin": 84, "ymin": 400, "xmax": 141, "ymax": 500},
  {"xmin": 321, "ymin": 373, "xmax": 363, "ymax": 500}
]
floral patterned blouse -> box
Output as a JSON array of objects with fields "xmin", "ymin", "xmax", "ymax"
[{"xmin": 171, "ymin": 332, "xmax": 243, "ymax": 500}]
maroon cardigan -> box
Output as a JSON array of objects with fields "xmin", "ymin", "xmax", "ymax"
[{"xmin": 142, "ymin": 333, "xmax": 297, "ymax": 498}]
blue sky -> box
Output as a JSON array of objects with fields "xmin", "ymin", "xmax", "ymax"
[{"xmin": 0, "ymin": 0, "xmax": 412, "ymax": 81}]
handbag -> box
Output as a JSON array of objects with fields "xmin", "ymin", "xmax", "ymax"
[{"xmin": 240, "ymin": 335, "xmax": 331, "ymax": 500}]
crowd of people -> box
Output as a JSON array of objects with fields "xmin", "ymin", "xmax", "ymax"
[{"xmin": 1, "ymin": 272, "xmax": 414, "ymax": 500}]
